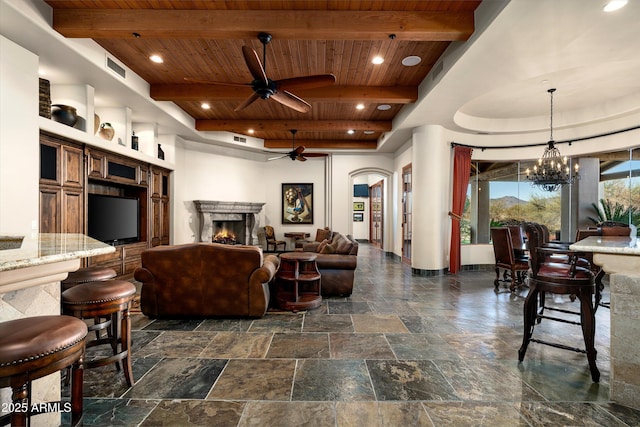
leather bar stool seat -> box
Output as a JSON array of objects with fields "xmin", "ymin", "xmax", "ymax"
[
  {"xmin": 0, "ymin": 315, "xmax": 87, "ymax": 427},
  {"xmin": 61, "ymin": 280, "xmax": 136, "ymax": 387},
  {"xmin": 61, "ymin": 266, "xmax": 117, "ymax": 291}
]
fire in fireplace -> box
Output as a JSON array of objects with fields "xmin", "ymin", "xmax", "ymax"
[{"xmin": 213, "ymin": 228, "xmax": 237, "ymax": 245}]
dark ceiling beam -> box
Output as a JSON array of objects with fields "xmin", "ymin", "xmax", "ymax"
[
  {"xmin": 265, "ymin": 140, "xmax": 378, "ymax": 150},
  {"xmin": 151, "ymin": 85, "xmax": 418, "ymax": 103},
  {"xmin": 196, "ymin": 120, "xmax": 392, "ymax": 132},
  {"xmin": 51, "ymin": 10, "xmax": 474, "ymax": 41}
]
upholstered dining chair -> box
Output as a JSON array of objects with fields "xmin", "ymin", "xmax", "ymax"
[
  {"xmin": 264, "ymin": 225, "xmax": 286, "ymax": 252},
  {"xmin": 507, "ymin": 224, "xmax": 528, "ymax": 261},
  {"xmin": 520, "ymin": 223, "xmax": 600, "ymax": 382},
  {"xmin": 490, "ymin": 227, "xmax": 529, "ymax": 292}
]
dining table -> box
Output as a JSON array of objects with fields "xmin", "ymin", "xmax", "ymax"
[{"xmin": 570, "ymin": 235, "xmax": 640, "ymax": 410}]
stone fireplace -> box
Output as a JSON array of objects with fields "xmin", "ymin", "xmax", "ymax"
[{"xmin": 194, "ymin": 201, "xmax": 265, "ymax": 245}]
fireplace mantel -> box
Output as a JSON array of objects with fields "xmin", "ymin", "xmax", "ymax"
[{"xmin": 194, "ymin": 200, "xmax": 265, "ymax": 245}]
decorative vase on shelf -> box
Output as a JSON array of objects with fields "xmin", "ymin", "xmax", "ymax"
[
  {"xmin": 131, "ymin": 131, "xmax": 139, "ymax": 150},
  {"xmin": 157, "ymin": 143, "xmax": 165, "ymax": 160},
  {"xmin": 51, "ymin": 104, "xmax": 78, "ymax": 127},
  {"xmin": 98, "ymin": 122, "xmax": 115, "ymax": 141}
]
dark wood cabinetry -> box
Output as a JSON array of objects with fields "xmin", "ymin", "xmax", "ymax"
[
  {"xmin": 39, "ymin": 134, "xmax": 84, "ymax": 233},
  {"xmin": 150, "ymin": 167, "xmax": 170, "ymax": 246},
  {"xmin": 39, "ymin": 131, "xmax": 171, "ymax": 279}
]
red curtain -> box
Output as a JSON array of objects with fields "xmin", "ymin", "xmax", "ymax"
[{"xmin": 449, "ymin": 145, "xmax": 473, "ymax": 274}]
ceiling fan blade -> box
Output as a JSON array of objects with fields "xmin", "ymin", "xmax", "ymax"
[
  {"xmin": 234, "ymin": 92, "xmax": 260, "ymax": 111},
  {"xmin": 296, "ymin": 155, "xmax": 308, "ymax": 162},
  {"xmin": 268, "ymin": 154, "xmax": 288, "ymax": 161},
  {"xmin": 242, "ymin": 46, "xmax": 268, "ymax": 84},
  {"xmin": 271, "ymin": 91, "xmax": 311, "ymax": 113},
  {"xmin": 277, "ymin": 74, "xmax": 336, "ymax": 91},
  {"xmin": 300, "ymin": 152, "xmax": 329, "ymax": 157},
  {"xmin": 293, "ymin": 146, "xmax": 305, "ymax": 155},
  {"xmin": 183, "ymin": 77, "xmax": 250, "ymax": 87}
]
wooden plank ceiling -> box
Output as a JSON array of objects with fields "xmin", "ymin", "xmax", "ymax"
[{"xmin": 45, "ymin": 1, "xmax": 481, "ymax": 151}]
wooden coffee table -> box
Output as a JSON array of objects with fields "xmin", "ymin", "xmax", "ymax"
[{"xmin": 274, "ymin": 252, "xmax": 322, "ymax": 311}]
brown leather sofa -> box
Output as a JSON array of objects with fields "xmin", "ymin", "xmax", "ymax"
[
  {"xmin": 134, "ymin": 243, "xmax": 280, "ymax": 318},
  {"xmin": 300, "ymin": 232, "xmax": 358, "ymax": 297}
]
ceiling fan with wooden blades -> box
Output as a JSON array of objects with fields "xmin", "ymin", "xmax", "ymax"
[
  {"xmin": 268, "ymin": 130, "xmax": 329, "ymax": 162},
  {"xmin": 186, "ymin": 33, "xmax": 335, "ymax": 113}
]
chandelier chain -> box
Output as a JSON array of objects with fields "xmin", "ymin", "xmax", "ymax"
[{"xmin": 548, "ymin": 88, "xmax": 555, "ymax": 142}]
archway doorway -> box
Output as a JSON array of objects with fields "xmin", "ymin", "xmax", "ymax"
[{"xmin": 348, "ymin": 167, "xmax": 392, "ymax": 252}]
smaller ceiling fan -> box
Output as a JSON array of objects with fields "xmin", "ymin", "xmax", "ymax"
[
  {"xmin": 268, "ymin": 130, "xmax": 329, "ymax": 162},
  {"xmin": 186, "ymin": 32, "xmax": 335, "ymax": 113}
]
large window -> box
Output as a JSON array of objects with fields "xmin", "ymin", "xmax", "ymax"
[
  {"xmin": 600, "ymin": 148, "xmax": 640, "ymax": 233},
  {"xmin": 463, "ymin": 149, "xmax": 640, "ymax": 244}
]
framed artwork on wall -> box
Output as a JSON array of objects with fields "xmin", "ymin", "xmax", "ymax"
[
  {"xmin": 353, "ymin": 202, "xmax": 365, "ymax": 211},
  {"xmin": 353, "ymin": 213, "xmax": 364, "ymax": 222},
  {"xmin": 282, "ymin": 183, "xmax": 313, "ymax": 224}
]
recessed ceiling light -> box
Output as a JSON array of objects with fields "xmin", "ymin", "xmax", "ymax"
[
  {"xmin": 363, "ymin": 130, "xmax": 375, "ymax": 135},
  {"xmin": 372, "ymin": 56, "xmax": 384, "ymax": 65},
  {"xmin": 356, "ymin": 104, "xmax": 365, "ymax": 110},
  {"xmin": 149, "ymin": 54, "xmax": 164, "ymax": 63},
  {"xmin": 603, "ymin": 0, "xmax": 627, "ymax": 12},
  {"xmin": 201, "ymin": 103, "xmax": 210, "ymax": 109},
  {"xmin": 248, "ymin": 129, "xmax": 254, "ymax": 134},
  {"xmin": 402, "ymin": 56, "xmax": 421, "ymax": 66},
  {"xmin": 377, "ymin": 104, "xmax": 391, "ymax": 111},
  {"xmin": 347, "ymin": 130, "xmax": 355, "ymax": 135}
]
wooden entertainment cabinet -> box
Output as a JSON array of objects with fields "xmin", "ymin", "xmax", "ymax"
[{"xmin": 39, "ymin": 131, "xmax": 171, "ymax": 279}]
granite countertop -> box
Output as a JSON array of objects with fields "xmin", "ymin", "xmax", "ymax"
[
  {"xmin": 570, "ymin": 236, "xmax": 640, "ymax": 255},
  {"xmin": 0, "ymin": 233, "xmax": 115, "ymax": 272}
]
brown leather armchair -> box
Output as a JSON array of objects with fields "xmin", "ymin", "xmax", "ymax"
[{"xmin": 134, "ymin": 243, "xmax": 280, "ymax": 318}]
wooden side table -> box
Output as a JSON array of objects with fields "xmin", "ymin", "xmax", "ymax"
[
  {"xmin": 284, "ymin": 232, "xmax": 311, "ymax": 250},
  {"xmin": 274, "ymin": 252, "xmax": 322, "ymax": 311}
]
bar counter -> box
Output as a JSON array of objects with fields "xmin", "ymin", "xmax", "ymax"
[
  {"xmin": 570, "ymin": 236, "xmax": 640, "ymax": 410},
  {"xmin": 0, "ymin": 233, "xmax": 114, "ymax": 293},
  {"xmin": 0, "ymin": 233, "xmax": 114, "ymax": 425}
]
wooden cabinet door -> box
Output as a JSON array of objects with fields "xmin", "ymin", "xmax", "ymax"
[
  {"xmin": 161, "ymin": 197, "xmax": 170, "ymax": 245},
  {"xmin": 87, "ymin": 149, "xmax": 106, "ymax": 179},
  {"xmin": 40, "ymin": 186, "xmax": 61, "ymax": 233},
  {"xmin": 150, "ymin": 197, "xmax": 161, "ymax": 246},
  {"xmin": 62, "ymin": 145, "xmax": 83, "ymax": 188},
  {"xmin": 62, "ymin": 187, "xmax": 84, "ymax": 233},
  {"xmin": 150, "ymin": 168, "xmax": 162, "ymax": 197}
]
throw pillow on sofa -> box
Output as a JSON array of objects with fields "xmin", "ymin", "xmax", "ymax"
[
  {"xmin": 315, "ymin": 227, "xmax": 332, "ymax": 242},
  {"xmin": 318, "ymin": 239, "xmax": 335, "ymax": 254},
  {"xmin": 332, "ymin": 233, "xmax": 354, "ymax": 254}
]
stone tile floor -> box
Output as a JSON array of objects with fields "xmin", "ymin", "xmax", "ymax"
[{"xmin": 64, "ymin": 244, "xmax": 640, "ymax": 426}]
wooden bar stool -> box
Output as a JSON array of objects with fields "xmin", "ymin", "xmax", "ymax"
[
  {"xmin": 61, "ymin": 266, "xmax": 117, "ymax": 291},
  {"xmin": 0, "ymin": 315, "xmax": 87, "ymax": 427},
  {"xmin": 61, "ymin": 280, "xmax": 136, "ymax": 387}
]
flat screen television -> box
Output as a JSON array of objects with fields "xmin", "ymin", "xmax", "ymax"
[
  {"xmin": 353, "ymin": 184, "xmax": 369, "ymax": 197},
  {"xmin": 87, "ymin": 194, "xmax": 139, "ymax": 245}
]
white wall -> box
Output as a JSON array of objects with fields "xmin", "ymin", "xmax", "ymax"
[
  {"xmin": 172, "ymin": 141, "xmax": 327, "ymax": 245},
  {"xmin": 0, "ymin": 36, "xmax": 39, "ymax": 234}
]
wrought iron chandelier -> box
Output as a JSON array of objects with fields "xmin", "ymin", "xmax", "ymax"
[{"xmin": 526, "ymin": 88, "xmax": 580, "ymax": 192}]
